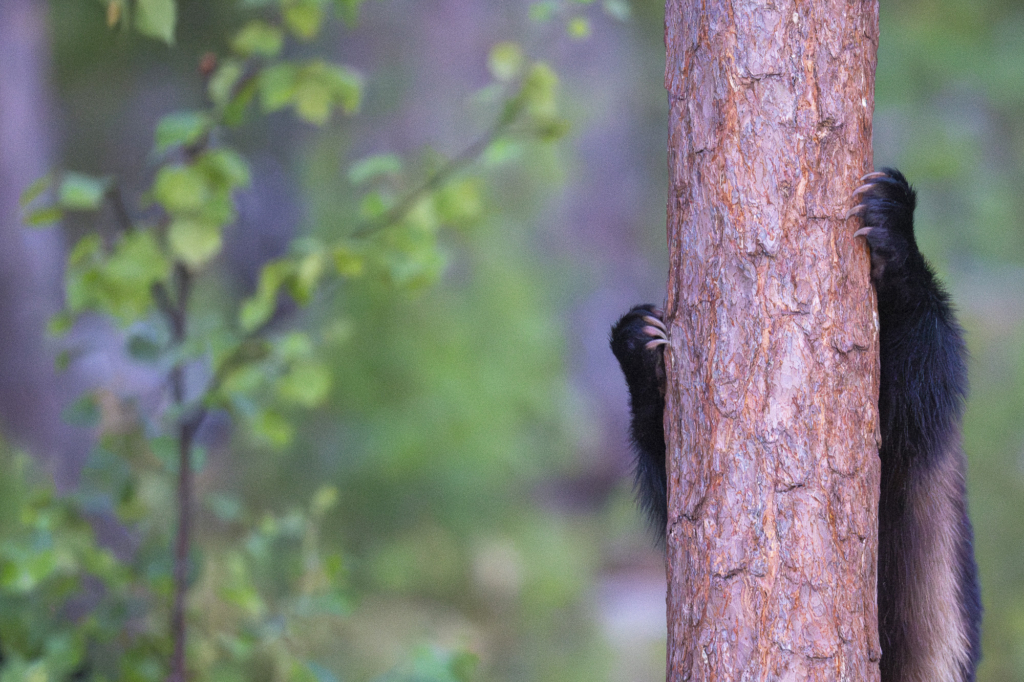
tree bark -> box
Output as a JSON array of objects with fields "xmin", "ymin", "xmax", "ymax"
[
  {"xmin": 663, "ymin": 1, "xmax": 881, "ymax": 680},
  {"xmin": 0, "ymin": 0, "xmax": 90, "ymax": 488}
]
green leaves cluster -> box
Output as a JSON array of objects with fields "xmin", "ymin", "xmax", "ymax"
[
  {"xmin": 0, "ymin": 449, "xmax": 165, "ymax": 680},
  {"xmin": 62, "ymin": 231, "xmax": 171, "ymax": 329},
  {"xmin": 189, "ymin": 485, "xmax": 351, "ymax": 681},
  {"xmin": 526, "ymin": 0, "xmax": 632, "ymax": 39},
  {"xmin": 259, "ymin": 60, "xmax": 363, "ymax": 125},
  {"xmin": 0, "ymin": 440, "xmax": 355, "ymax": 681},
  {"xmin": 208, "ymin": 4, "xmax": 364, "ymax": 127},
  {"xmin": 21, "ymin": 172, "xmax": 110, "ymax": 226},
  {"xmin": 155, "ymin": 148, "xmax": 251, "ymax": 269},
  {"xmin": 212, "ymin": 328, "xmax": 334, "ymax": 448},
  {"xmin": 323, "ymin": 40, "xmax": 569, "ymax": 294},
  {"xmin": 105, "ymin": 0, "xmax": 178, "ymax": 45},
  {"xmin": 13, "ymin": 0, "xmax": 581, "ymax": 679}
]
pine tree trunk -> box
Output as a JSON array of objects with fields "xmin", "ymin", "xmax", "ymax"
[{"xmin": 663, "ymin": 1, "xmax": 882, "ymax": 679}]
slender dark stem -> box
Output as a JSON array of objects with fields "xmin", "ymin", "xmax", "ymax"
[
  {"xmin": 168, "ymin": 409, "xmax": 196, "ymax": 682},
  {"xmin": 350, "ymin": 111, "xmax": 515, "ymax": 238},
  {"xmin": 107, "ymin": 185, "xmax": 135, "ymax": 234},
  {"xmin": 163, "ymin": 264, "xmax": 204, "ymax": 682}
]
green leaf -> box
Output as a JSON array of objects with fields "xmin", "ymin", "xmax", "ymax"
[
  {"xmin": 238, "ymin": 297, "xmax": 275, "ymax": 334},
  {"xmin": 320, "ymin": 317, "xmax": 353, "ymax": 346},
  {"xmin": 251, "ymin": 409, "xmax": 294, "ymax": 448},
  {"xmin": 310, "ymin": 485, "xmax": 338, "ymax": 515},
  {"xmin": 135, "ymin": 0, "xmax": 176, "ymax": 44},
  {"xmin": 522, "ymin": 62, "xmax": 559, "ymax": 121},
  {"xmin": 293, "ymin": 78, "xmax": 333, "ymax": 125},
  {"xmin": 208, "ymin": 58, "xmax": 245, "ymax": 110},
  {"xmin": 219, "ymin": 364, "xmax": 267, "ymax": 399},
  {"xmin": 319, "ymin": 63, "xmax": 363, "ymax": 114},
  {"xmin": 68, "ymin": 233, "xmax": 102, "ymax": 266},
  {"xmin": 195, "ymin": 188, "xmax": 237, "ymax": 226},
  {"xmin": 332, "ymin": 245, "xmax": 366, "ymax": 278},
  {"xmin": 276, "ymin": 330, "xmax": 314, "ymax": 361},
  {"xmin": 259, "ymin": 63, "xmax": 300, "ymax": 112},
  {"xmin": 59, "ymin": 173, "xmax": 110, "ymax": 211},
  {"xmin": 220, "ymin": 575, "xmax": 267, "ymax": 617},
  {"xmin": 358, "ymin": 190, "xmax": 393, "ymax": 220},
  {"xmin": 481, "ymin": 137, "xmax": 523, "ymax": 167},
  {"xmin": 106, "ymin": 230, "xmax": 172, "ymax": 288},
  {"xmin": 276, "ymin": 330, "xmax": 313, "ymax": 360},
  {"xmin": 199, "ymin": 149, "xmax": 251, "ymax": 189},
  {"xmin": 292, "ymin": 250, "xmax": 325, "ymax": 302},
  {"xmin": 26, "ymin": 206, "xmax": 63, "ymax": 227},
  {"xmin": 348, "ymin": 153, "xmax": 402, "ymax": 184},
  {"xmin": 168, "ymin": 217, "xmax": 223, "ymax": 269},
  {"xmin": 64, "ymin": 230, "xmax": 171, "ymax": 323},
  {"xmin": 223, "ymin": 77, "xmax": 259, "ymax": 126},
  {"xmin": 232, "ymin": 20, "xmax": 283, "ymax": 57},
  {"xmin": 260, "ymin": 61, "xmax": 361, "ymax": 123},
  {"xmin": 154, "ymin": 111, "xmax": 211, "ymax": 153},
  {"xmin": 436, "ymin": 178, "xmax": 482, "ymax": 227},
  {"xmin": 284, "ymin": 0, "xmax": 325, "ymax": 40},
  {"xmin": 404, "ymin": 196, "xmax": 439, "ymax": 233},
  {"xmin": 535, "ymin": 118, "xmax": 571, "ymax": 140},
  {"xmin": 292, "ymin": 62, "xmax": 363, "ymax": 124},
  {"xmin": 153, "ymin": 165, "xmax": 209, "ymax": 213},
  {"xmin": 20, "ymin": 173, "xmax": 52, "ymax": 207},
  {"xmin": 239, "ymin": 260, "xmax": 292, "ymax": 332},
  {"xmin": 488, "ymin": 42, "xmax": 524, "ymax": 82},
  {"xmin": 276, "ymin": 359, "xmax": 331, "ymax": 407}
]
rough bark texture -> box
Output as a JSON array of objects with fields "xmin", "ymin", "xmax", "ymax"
[{"xmin": 663, "ymin": 1, "xmax": 881, "ymax": 680}]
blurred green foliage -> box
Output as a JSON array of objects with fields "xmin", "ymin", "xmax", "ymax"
[
  {"xmin": 0, "ymin": 438, "xmax": 354, "ymax": 681},
  {"xmin": 5, "ymin": 0, "xmax": 644, "ymax": 680}
]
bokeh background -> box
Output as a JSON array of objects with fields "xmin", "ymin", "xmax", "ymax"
[{"xmin": 0, "ymin": 1, "xmax": 1022, "ymax": 680}]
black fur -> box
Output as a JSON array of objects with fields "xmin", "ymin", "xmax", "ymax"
[
  {"xmin": 609, "ymin": 304, "xmax": 668, "ymax": 538},
  {"xmin": 610, "ymin": 168, "xmax": 981, "ymax": 680}
]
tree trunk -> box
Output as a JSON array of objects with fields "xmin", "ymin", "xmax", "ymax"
[
  {"xmin": 0, "ymin": 0, "xmax": 90, "ymax": 488},
  {"xmin": 663, "ymin": 1, "xmax": 881, "ymax": 679}
]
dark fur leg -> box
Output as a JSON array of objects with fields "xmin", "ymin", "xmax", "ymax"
[
  {"xmin": 610, "ymin": 169, "xmax": 982, "ymax": 682},
  {"xmin": 851, "ymin": 168, "xmax": 982, "ymax": 682},
  {"xmin": 610, "ymin": 304, "xmax": 668, "ymax": 537}
]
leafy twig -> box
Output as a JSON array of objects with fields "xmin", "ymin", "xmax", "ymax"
[
  {"xmin": 161, "ymin": 265, "xmax": 207, "ymax": 682},
  {"xmin": 350, "ymin": 103, "xmax": 517, "ymax": 238}
]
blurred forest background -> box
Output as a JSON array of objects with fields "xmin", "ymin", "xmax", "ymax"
[{"xmin": 0, "ymin": 0, "xmax": 1022, "ymax": 680}]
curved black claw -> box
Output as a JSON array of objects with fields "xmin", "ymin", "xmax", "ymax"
[
  {"xmin": 611, "ymin": 305, "xmax": 667, "ymax": 370},
  {"xmin": 847, "ymin": 167, "xmax": 920, "ymax": 282}
]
